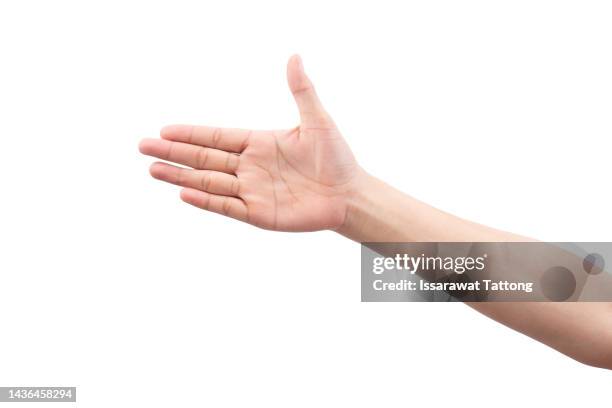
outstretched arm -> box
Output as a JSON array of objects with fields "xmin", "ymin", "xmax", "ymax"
[
  {"xmin": 139, "ymin": 55, "xmax": 612, "ymax": 370},
  {"xmin": 337, "ymin": 172, "xmax": 612, "ymax": 370}
]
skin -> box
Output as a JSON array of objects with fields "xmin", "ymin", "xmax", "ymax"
[{"xmin": 139, "ymin": 55, "xmax": 612, "ymax": 370}]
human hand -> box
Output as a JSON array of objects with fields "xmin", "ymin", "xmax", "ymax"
[{"xmin": 139, "ymin": 55, "xmax": 362, "ymax": 231}]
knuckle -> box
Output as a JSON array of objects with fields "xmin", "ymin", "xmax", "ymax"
[
  {"xmin": 221, "ymin": 197, "xmax": 232, "ymax": 215},
  {"xmin": 176, "ymin": 168, "xmax": 185, "ymax": 185},
  {"xmin": 239, "ymin": 131, "xmax": 251, "ymax": 152},
  {"xmin": 212, "ymin": 127, "xmax": 222, "ymax": 148},
  {"xmin": 187, "ymin": 126, "xmax": 195, "ymax": 144},
  {"xmin": 201, "ymin": 172, "xmax": 212, "ymax": 191},
  {"xmin": 226, "ymin": 153, "xmax": 239, "ymax": 173},
  {"xmin": 202, "ymin": 194, "xmax": 210, "ymax": 210},
  {"xmin": 196, "ymin": 148, "xmax": 209, "ymax": 169},
  {"xmin": 231, "ymin": 178, "xmax": 240, "ymax": 196}
]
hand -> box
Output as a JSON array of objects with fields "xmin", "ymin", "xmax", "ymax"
[{"xmin": 139, "ymin": 55, "xmax": 362, "ymax": 231}]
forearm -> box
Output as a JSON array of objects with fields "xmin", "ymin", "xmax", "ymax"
[
  {"xmin": 338, "ymin": 171, "xmax": 612, "ymax": 370},
  {"xmin": 337, "ymin": 171, "xmax": 526, "ymax": 243}
]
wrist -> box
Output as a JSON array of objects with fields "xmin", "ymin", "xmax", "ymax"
[
  {"xmin": 335, "ymin": 170, "xmax": 526, "ymax": 243},
  {"xmin": 334, "ymin": 169, "xmax": 392, "ymax": 242},
  {"xmin": 333, "ymin": 168, "xmax": 483, "ymax": 243}
]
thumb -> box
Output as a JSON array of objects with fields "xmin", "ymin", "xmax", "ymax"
[{"xmin": 286, "ymin": 55, "xmax": 334, "ymax": 128}]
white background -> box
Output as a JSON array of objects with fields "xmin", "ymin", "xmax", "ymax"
[{"xmin": 1, "ymin": 1, "xmax": 610, "ymax": 406}]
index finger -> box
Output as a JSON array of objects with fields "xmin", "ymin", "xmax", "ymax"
[{"xmin": 161, "ymin": 125, "xmax": 251, "ymax": 153}]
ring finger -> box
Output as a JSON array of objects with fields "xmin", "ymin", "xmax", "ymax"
[{"xmin": 149, "ymin": 162, "xmax": 240, "ymax": 197}]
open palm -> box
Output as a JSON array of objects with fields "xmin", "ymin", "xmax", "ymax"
[{"xmin": 139, "ymin": 56, "xmax": 361, "ymax": 231}]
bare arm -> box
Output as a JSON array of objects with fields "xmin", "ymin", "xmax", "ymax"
[
  {"xmin": 139, "ymin": 55, "xmax": 612, "ymax": 370},
  {"xmin": 338, "ymin": 173, "xmax": 612, "ymax": 370}
]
